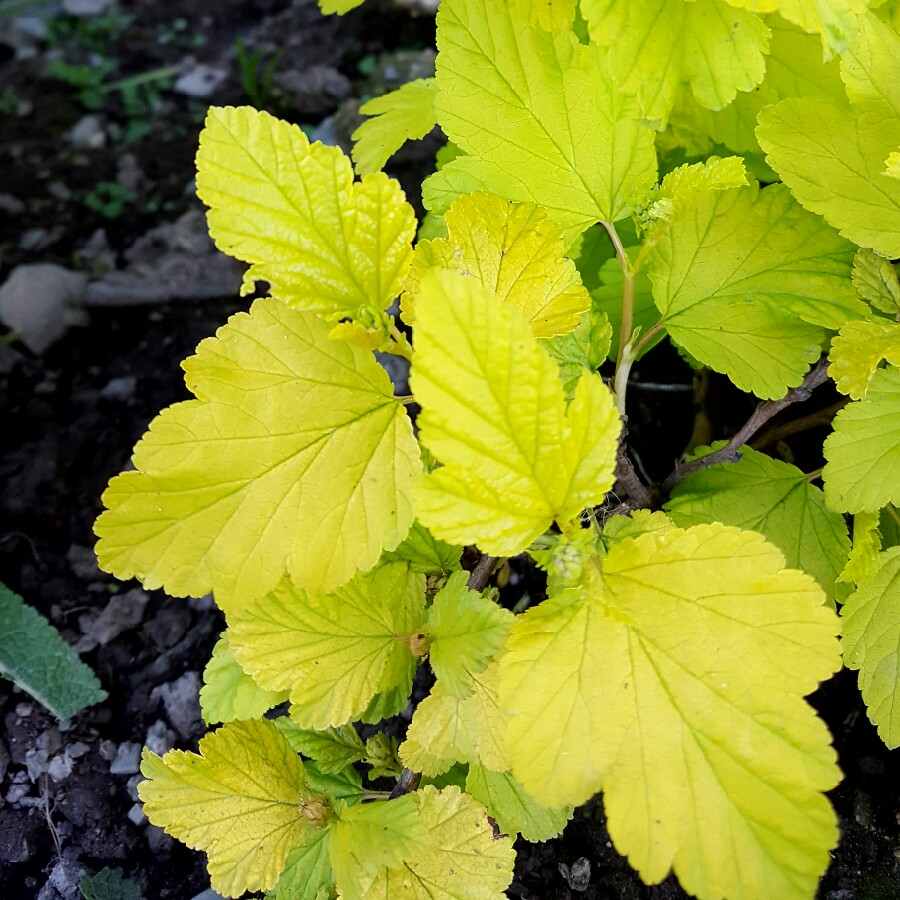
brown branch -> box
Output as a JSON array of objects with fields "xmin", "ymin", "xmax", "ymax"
[
  {"xmin": 390, "ymin": 552, "xmax": 499, "ymax": 799},
  {"xmin": 750, "ymin": 398, "xmax": 848, "ymax": 450},
  {"xmin": 615, "ymin": 440, "xmax": 654, "ymax": 510},
  {"xmin": 662, "ymin": 358, "xmax": 831, "ymax": 494}
]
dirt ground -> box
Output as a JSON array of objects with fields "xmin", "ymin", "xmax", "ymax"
[{"xmin": 0, "ymin": 2, "xmax": 899, "ymax": 898}]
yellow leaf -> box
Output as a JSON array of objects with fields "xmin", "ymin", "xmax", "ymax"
[
  {"xmin": 829, "ymin": 319, "xmax": 900, "ymax": 399},
  {"xmin": 411, "ymin": 269, "xmax": 620, "ymax": 556},
  {"xmin": 402, "ymin": 192, "xmax": 590, "ymax": 337},
  {"xmin": 500, "ymin": 523, "xmax": 842, "ymax": 900},
  {"xmin": 230, "ymin": 563, "xmax": 425, "ymax": 729},
  {"xmin": 138, "ymin": 719, "xmax": 319, "ymax": 898},
  {"xmin": 509, "ymin": 0, "xmax": 577, "ymax": 30},
  {"xmin": 95, "ymin": 299, "xmax": 419, "ymax": 610},
  {"xmin": 196, "ymin": 106, "xmax": 416, "ymax": 316},
  {"xmin": 400, "ymin": 663, "xmax": 508, "ymax": 775},
  {"xmin": 356, "ymin": 786, "xmax": 515, "ymax": 898}
]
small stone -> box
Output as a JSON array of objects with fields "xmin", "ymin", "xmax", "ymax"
[
  {"xmin": 100, "ymin": 375, "xmax": 136, "ymax": 401},
  {"xmin": 15, "ymin": 703, "xmax": 33, "ymax": 718},
  {"xmin": 174, "ymin": 64, "xmax": 227, "ymax": 98},
  {"xmin": 145, "ymin": 720, "xmax": 175, "ymax": 756},
  {"xmin": 98, "ymin": 739, "xmax": 117, "ymax": 762},
  {"xmin": 66, "ymin": 545, "xmax": 100, "ymax": 580},
  {"xmin": 45, "ymin": 856, "xmax": 86, "ymax": 899},
  {"xmin": 109, "ymin": 742, "xmax": 142, "ymax": 776},
  {"xmin": 126, "ymin": 774, "xmax": 143, "ymax": 802},
  {"xmin": 80, "ymin": 588, "xmax": 149, "ymax": 649},
  {"xmin": 277, "ymin": 65, "xmax": 352, "ymax": 117},
  {"xmin": 66, "ymin": 742, "xmax": 90, "ymax": 760},
  {"xmin": 145, "ymin": 823, "xmax": 175, "ymax": 855},
  {"xmin": 47, "ymin": 753, "xmax": 74, "ymax": 783},
  {"xmin": 559, "ymin": 857, "xmax": 591, "ymax": 892},
  {"xmin": 153, "ymin": 671, "xmax": 202, "ymax": 740},
  {"xmin": 191, "ymin": 889, "xmax": 227, "ymax": 900},
  {"xmin": 67, "ymin": 114, "xmax": 106, "ymax": 150},
  {"xmin": 61, "ymin": 0, "xmax": 114, "ymax": 15},
  {"xmin": 0, "ymin": 264, "xmax": 87, "ymax": 353},
  {"xmin": 127, "ymin": 803, "xmax": 147, "ymax": 827},
  {"xmin": 0, "ymin": 192, "xmax": 25, "ymax": 216}
]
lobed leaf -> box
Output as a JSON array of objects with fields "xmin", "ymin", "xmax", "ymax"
[
  {"xmin": 500, "ymin": 523, "xmax": 842, "ymax": 900},
  {"xmin": 196, "ymin": 106, "xmax": 416, "ymax": 316},
  {"xmin": 273, "ymin": 720, "xmax": 367, "ymax": 774},
  {"xmin": 95, "ymin": 299, "xmax": 419, "ymax": 609},
  {"xmin": 412, "ymin": 269, "xmax": 620, "ymax": 556},
  {"xmin": 138, "ymin": 719, "xmax": 316, "ymax": 897},
  {"xmin": 829, "ymin": 319, "xmax": 900, "ymax": 399}
]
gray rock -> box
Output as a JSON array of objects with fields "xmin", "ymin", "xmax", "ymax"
[
  {"xmin": 191, "ymin": 890, "xmax": 227, "ymax": 900},
  {"xmin": 39, "ymin": 856, "xmax": 86, "ymax": 900},
  {"xmin": 46, "ymin": 752, "xmax": 74, "ymax": 783},
  {"xmin": 174, "ymin": 64, "xmax": 227, "ymax": 98},
  {"xmin": 0, "ymin": 192, "xmax": 26, "ymax": 216},
  {"xmin": 66, "ymin": 544, "xmax": 100, "ymax": 580},
  {"xmin": 145, "ymin": 720, "xmax": 175, "ymax": 756},
  {"xmin": 109, "ymin": 742, "xmax": 142, "ymax": 776},
  {"xmin": 559, "ymin": 857, "xmax": 591, "ymax": 892},
  {"xmin": 67, "ymin": 114, "xmax": 106, "ymax": 149},
  {"xmin": 277, "ymin": 65, "xmax": 352, "ymax": 117},
  {"xmin": 77, "ymin": 588, "xmax": 149, "ymax": 651},
  {"xmin": 62, "ymin": 0, "xmax": 114, "ymax": 15},
  {"xmin": 145, "ymin": 822, "xmax": 174, "ymax": 854},
  {"xmin": 99, "ymin": 375, "xmax": 136, "ymax": 401},
  {"xmin": 153, "ymin": 671, "xmax": 202, "ymax": 740},
  {"xmin": 0, "ymin": 264, "xmax": 87, "ymax": 353},
  {"xmin": 127, "ymin": 803, "xmax": 147, "ymax": 826}
]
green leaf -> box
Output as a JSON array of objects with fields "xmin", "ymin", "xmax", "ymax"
[
  {"xmin": 840, "ymin": 511, "xmax": 883, "ymax": 587},
  {"xmin": 196, "ymin": 106, "xmax": 416, "ymax": 316},
  {"xmin": 95, "ymin": 298, "xmax": 419, "ymax": 610},
  {"xmin": 400, "ymin": 663, "xmax": 508, "ymax": 775},
  {"xmin": 381, "ymin": 521, "xmax": 463, "ymax": 575},
  {"xmin": 500, "ymin": 524, "xmax": 841, "ymax": 900},
  {"xmin": 0, "ymin": 582, "xmax": 106, "ymax": 720},
  {"xmin": 330, "ymin": 795, "xmax": 424, "ymax": 898},
  {"xmin": 426, "ymin": 570, "xmax": 514, "ymax": 697},
  {"xmin": 273, "ymin": 720, "xmax": 366, "ymax": 774},
  {"xmin": 582, "ymin": 0, "xmax": 770, "ymax": 125},
  {"xmin": 852, "ymin": 248, "xmax": 900, "ymax": 316},
  {"xmin": 841, "ymin": 547, "xmax": 900, "ymax": 747},
  {"xmin": 824, "ymin": 366, "xmax": 900, "ymax": 513},
  {"xmin": 305, "ymin": 760, "xmax": 363, "ymax": 804},
  {"xmin": 230, "ymin": 563, "xmax": 425, "ymax": 729},
  {"xmin": 138, "ymin": 719, "xmax": 319, "ymax": 897},
  {"xmin": 267, "ymin": 828, "xmax": 334, "ymax": 900},
  {"xmin": 425, "ymin": 0, "xmax": 657, "ymax": 240},
  {"xmin": 829, "ymin": 319, "xmax": 900, "ymax": 399},
  {"xmin": 412, "ymin": 269, "xmax": 621, "ymax": 556},
  {"xmin": 200, "ymin": 632, "xmax": 289, "ymax": 725},
  {"xmin": 403, "ymin": 192, "xmax": 591, "ymax": 337},
  {"xmin": 541, "ymin": 298, "xmax": 614, "ymax": 400},
  {"xmin": 363, "ymin": 732, "xmax": 402, "ymax": 779},
  {"xmin": 757, "ymin": 13, "xmax": 900, "ymax": 257},
  {"xmin": 80, "ymin": 868, "xmax": 143, "ymax": 900},
  {"xmin": 665, "ymin": 444, "xmax": 851, "ymax": 602},
  {"xmin": 352, "ymin": 78, "xmax": 438, "ymax": 176},
  {"xmin": 465, "ymin": 765, "xmax": 573, "ymax": 841},
  {"xmin": 649, "ymin": 184, "xmax": 861, "ymax": 398},
  {"xmin": 355, "ymin": 786, "xmax": 515, "ymax": 898}
]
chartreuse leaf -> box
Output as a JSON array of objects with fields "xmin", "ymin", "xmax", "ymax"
[
  {"xmin": 466, "ymin": 765, "xmax": 573, "ymax": 841},
  {"xmin": 757, "ymin": 12, "xmax": 900, "ymax": 257},
  {"xmin": 840, "ymin": 511, "xmax": 883, "ymax": 587},
  {"xmin": 320, "ymin": 0, "xmax": 364, "ymax": 13},
  {"xmin": 824, "ymin": 367, "xmax": 900, "ymax": 512},
  {"xmin": 230, "ymin": 563, "xmax": 425, "ymax": 729},
  {"xmin": 887, "ymin": 148, "xmax": 900, "ymax": 178},
  {"xmin": 95, "ymin": 299, "xmax": 419, "ymax": 610},
  {"xmin": 267, "ymin": 828, "xmax": 333, "ymax": 900},
  {"xmin": 722, "ymin": 0, "xmax": 869, "ymax": 54},
  {"xmin": 381, "ymin": 521, "xmax": 462, "ymax": 575},
  {"xmin": 648, "ymin": 184, "xmax": 861, "ymax": 398},
  {"xmin": 426, "ymin": 570, "xmax": 514, "ymax": 698},
  {"xmin": 355, "ymin": 786, "xmax": 515, "ymax": 898},
  {"xmin": 400, "ymin": 664, "xmax": 508, "ymax": 775},
  {"xmin": 0, "ymin": 582, "xmax": 106, "ymax": 720},
  {"xmin": 196, "ymin": 106, "xmax": 416, "ymax": 316},
  {"xmin": 305, "ymin": 761, "xmax": 363, "ymax": 804},
  {"xmin": 425, "ymin": 0, "xmax": 657, "ymax": 240},
  {"xmin": 829, "ymin": 320, "xmax": 900, "ymax": 399},
  {"xmin": 853, "ymin": 248, "xmax": 900, "ymax": 315},
  {"xmin": 330, "ymin": 795, "xmax": 424, "ymax": 898},
  {"xmin": 273, "ymin": 719, "xmax": 366, "ymax": 774},
  {"xmin": 412, "ymin": 269, "xmax": 620, "ymax": 556},
  {"xmin": 841, "ymin": 547, "xmax": 900, "ymax": 747},
  {"xmin": 581, "ymin": 0, "xmax": 770, "ymax": 125},
  {"xmin": 403, "ymin": 192, "xmax": 590, "ymax": 337},
  {"xmin": 200, "ymin": 632, "xmax": 289, "ymax": 725},
  {"xmin": 352, "ymin": 79, "xmax": 438, "ymax": 176},
  {"xmin": 665, "ymin": 444, "xmax": 851, "ymax": 602},
  {"xmin": 500, "ymin": 524, "xmax": 842, "ymax": 900},
  {"xmin": 509, "ymin": 0, "xmax": 577, "ymax": 30},
  {"xmin": 138, "ymin": 719, "xmax": 319, "ymax": 898}
]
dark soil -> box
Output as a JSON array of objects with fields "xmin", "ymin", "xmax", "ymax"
[{"xmin": 0, "ymin": 2, "xmax": 898, "ymax": 899}]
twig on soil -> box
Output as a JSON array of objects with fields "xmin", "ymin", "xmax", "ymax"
[
  {"xmin": 389, "ymin": 552, "xmax": 500, "ymax": 799},
  {"xmin": 40, "ymin": 774, "xmax": 62, "ymax": 861},
  {"xmin": 662, "ymin": 358, "xmax": 831, "ymax": 494}
]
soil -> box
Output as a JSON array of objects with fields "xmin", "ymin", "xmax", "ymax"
[{"xmin": 0, "ymin": 2, "xmax": 898, "ymax": 899}]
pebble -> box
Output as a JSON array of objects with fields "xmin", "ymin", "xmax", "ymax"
[
  {"xmin": 61, "ymin": 0, "xmax": 115, "ymax": 15},
  {"xmin": 152, "ymin": 671, "xmax": 201, "ymax": 740},
  {"xmin": 174, "ymin": 64, "xmax": 227, "ymax": 98},
  {"xmin": 99, "ymin": 375, "xmax": 137, "ymax": 402},
  {"xmin": 145, "ymin": 719, "xmax": 175, "ymax": 756},
  {"xmin": 67, "ymin": 114, "xmax": 106, "ymax": 150},
  {"xmin": 109, "ymin": 742, "xmax": 142, "ymax": 776},
  {"xmin": 78, "ymin": 587, "xmax": 149, "ymax": 651},
  {"xmin": 66, "ymin": 544, "xmax": 100, "ymax": 580},
  {"xmin": 0, "ymin": 263, "xmax": 87, "ymax": 353},
  {"xmin": 127, "ymin": 803, "xmax": 147, "ymax": 827}
]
